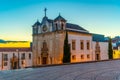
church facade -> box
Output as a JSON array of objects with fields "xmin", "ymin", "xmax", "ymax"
[{"xmin": 32, "ymin": 9, "xmax": 108, "ymax": 66}]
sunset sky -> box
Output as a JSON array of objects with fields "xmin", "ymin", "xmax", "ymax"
[{"xmin": 0, "ymin": 0, "xmax": 120, "ymax": 41}]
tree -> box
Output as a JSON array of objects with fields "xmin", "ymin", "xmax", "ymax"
[
  {"xmin": 63, "ymin": 31, "xmax": 71, "ymax": 63},
  {"xmin": 108, "ymin": 37, "xmax": 113, "ymax": 59}
]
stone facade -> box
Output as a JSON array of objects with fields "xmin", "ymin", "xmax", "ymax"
[
  {"xmin": 32, "ymin": 9, "xmax": 108, "ymax": 66},
  {"xmin": 33, "ymin": 31, "xmax": 65, "ymax": 65}
]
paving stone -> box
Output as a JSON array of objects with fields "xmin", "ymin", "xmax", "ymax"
[{"xmin": 1, "ymin": 60, "xmax": 120, "ymax": 80}]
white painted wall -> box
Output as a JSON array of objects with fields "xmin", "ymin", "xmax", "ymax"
[
  {"xmin": 68, "ymin": 33, "xmax": 93, "ymax": 62},
  {"xmin": 92, "ymin": 42, "xmax": 108, "ymax": 60},
  {"xmin": 0, "ymin": 51, "xmax": 32, "ymax": 70}
]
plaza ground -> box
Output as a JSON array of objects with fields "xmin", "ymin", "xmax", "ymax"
[{"xmin": 0, "ymin": 60, "xmax": 120, "ymax": 80}]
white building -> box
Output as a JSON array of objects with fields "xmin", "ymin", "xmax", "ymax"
[
  {"xmin": 92, "ymin": 34, "xmax": 108, "ymax": 61},
  {"xmin": 32, "ymin": 9, "xmax": 108, "ymax": 66},
  {"xmin": 0, "ymin": 48, "xmax": 32, "ymax": 70}
]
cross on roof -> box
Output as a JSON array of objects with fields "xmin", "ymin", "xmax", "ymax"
[{"xmin": 44, "ymin": 8, "xmax": 47, "ymax": 17}]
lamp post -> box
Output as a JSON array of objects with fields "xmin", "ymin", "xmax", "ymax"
[{"xmin": 16, "ymin": 49, "xmax": 20, "ymax": 69}]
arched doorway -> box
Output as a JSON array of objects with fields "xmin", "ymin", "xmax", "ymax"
[
  {"xmin": 42, "ymin": 57, "xmax": 47, "ymax": 64},
  {"xmin": 41, "ymin": 52, "xmax": 48, "ymax": 64}
]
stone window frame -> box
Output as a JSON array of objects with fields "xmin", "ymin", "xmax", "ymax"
[
  {"xmin": 4, "ymin": 62, "xmax": 8, "ymax": 66},
  {"xmin": 29, "ymin": 53, "xmax": 31, "ymax": 59},
  {"xmin": 87, "ymin": 54, "xmax": 90, "ymax": 59},
  {"xmin": 55, "ymin": 23, "xmax": 58, "ymax": 30},
  {"xmin": 72, "ymin": 40, "xmax": 76, "ymax": 50},
  {"xmin": 21, "ymin": 53, "xmax": 25, "ymax": 60},
  {"xmin": 21, "ymin": 60, "xmax": 24, "ymax": 65},
  {"xmin": 61, "ymin": 22, "xmax": 64, "ymax": 30},
  {"xmin": 3, "ymin": 54, "xmax": 8, "ymax": 61},
  {"xmin": 80, "ymin": 40, "xmax": 84, "ymax": 50},
  {"xmin": 81, "ymin": 55, "xmax": 84, "ymax": 59},
  {"xmin": 72, "ymin": 55, "xmax": 76, "ymax": 60},
  {"xmin": 86, "ymin": 40, "xmax": 90, "ymax": 50}
]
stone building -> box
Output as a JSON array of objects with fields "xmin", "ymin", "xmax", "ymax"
[
  {"xmin": 92, "ymin": 34, "xmax": 108, "ymax": 61},
  {"xmin": 32, "ymin": 9, "xmax": 108, "ymax": 66},
  {"xmin": 0, "ymin": 48, "xmax": 32, "ymax": 70}
]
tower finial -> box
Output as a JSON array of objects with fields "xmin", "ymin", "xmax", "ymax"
[
  {"xmin": 44, "ymin": 8, "xmax": 47, "ymax": 17},
  {"xmin": 37, "ymin": 19, "xmax": 39, "ymax": 22},
  {"xmin": 59, "ymin": 12, "xmax": 61, "ymax": 16}
]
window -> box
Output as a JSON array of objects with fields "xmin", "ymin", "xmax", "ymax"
[
  {"xmin": 3, "ymin": 54, "xmax": 8, "ymax": 61},
  {"xmin": 21, "ymin": 61, "xmax": 24, "ymax": 65},
  {"xmin": 87, "ymin": 41, "xmax": 90, "ymax": 50},
  {"xmin": 55, "ymin": 23, "xmax": 58, "ymax": 30},
  {"xmin": 72, "ymin": 40, "xmax": 76, "ymax": 50},
  {"xmin": 81, "ymin": 55, "xmax": 84, "ymax": 59},
  {"xmin": 21, "ymin": 53, "xmax": 25, "ymax": 60},
  {"xmin": 72, "ymin": 55, "xmax": 76, "ymax": 60},
  {"xmin": 29, "ymin": 53, "xmax": 31, "ymax": 59},
  {"xmin": 4, "ymin": 62, "xmax": 7, "ymax": 66},
  {"xmin": 80, "ymin": 40, "xmax": 84, "ymax": 50},
  {"xmin": 87, "ymin": 54, "xmax": 90, "ymax": 59},
  {"xmin": 61, "ymin": 23, "xmax": 64, "ymax": 30}
]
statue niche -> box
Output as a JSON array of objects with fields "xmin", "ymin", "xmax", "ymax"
[{"xmin": 41, "ymin": 41, "xmax": 48, "ymax": 64}]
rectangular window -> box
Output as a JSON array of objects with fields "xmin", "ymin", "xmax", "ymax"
[
  {"xmin": 21, "ymin": 61, "xmax": 24, "ymax": 65},
  {"xmin": 80, "ymin": 40, "xmax": 84, "ymax": 50},
  {"xmin": 72, "ymin": 55, "xmax": 76, "ymax": 60},
  {"xmin": 87, "ymin": 41, "xmax": 90, "ymax": 50},
  {"xmin": 3, "ymin": 54, "xmax": 8, "ymax": 61},
  {"xmin": 21, "ymin": 53, "xmax": 25, "ymax": 60},
  {"xmin": 87, "ymin": 54, "xmax": 90, "ymax": 59},
  {"xmin": 4, "ymin": 62, "xmax": 8, "ymax": 66},
  {"xmin": 29, "ymin": 53, "xmax": 31, "ymax": 59},
  {"xmin": 81, "ymin": 55, "xmax": 84, "ymax": 59},
  {"xmin": 72, "ymin": 40, "xmax": 76, "ymax": 50}
]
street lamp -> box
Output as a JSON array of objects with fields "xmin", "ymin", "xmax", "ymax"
[{"xmin": 16, "ymin": 49, "xmax": 20, "ymax": 69}]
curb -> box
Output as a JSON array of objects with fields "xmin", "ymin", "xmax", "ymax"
[{"xmin": 25, "ymin": 59, "xmax": 120, "ymax": 68}]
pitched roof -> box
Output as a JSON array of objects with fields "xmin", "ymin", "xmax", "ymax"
[
  {"xmin": 33, "ymin": 20, "xmax": 41, "ymax": 27},
  {"xmin": 54, "ymin": 15, "xmax": 66, "ymax": 21},
  {"xmin": 47, "ymin": 19, "xmax": 53, "ymax": 23},
  {"xmin": 66, "ymin": 23, "xmax": 89, "ymax": 33},
  {"xmin": 0, "ymin": 48, "xmax": 32, "ymax": 52},
  {"xmin": 92, "ymin": 34, "xmax": 106, "ymax": 42}
]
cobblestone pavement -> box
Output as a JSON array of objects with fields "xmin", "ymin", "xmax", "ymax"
[{"xmin": 1, "ymin": 60, "xmax": 120, "ymax": 80}]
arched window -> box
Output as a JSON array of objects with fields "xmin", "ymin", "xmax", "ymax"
[
  {"xmin": 55, "ymin": 23, "xmax": 58, "ymax": 30},
  {"xmin": 61, "ymin": 23, "xmax": 64, "ymax": 30}
]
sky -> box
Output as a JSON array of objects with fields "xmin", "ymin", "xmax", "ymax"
[{"xmin": 0, "ymin": 0, "xmax": 120, "ymax": 41}]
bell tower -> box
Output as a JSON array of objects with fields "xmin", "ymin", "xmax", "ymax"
[{"xmin": 54, "ymin": 13, "xmax": 66, "ymax": 31}]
